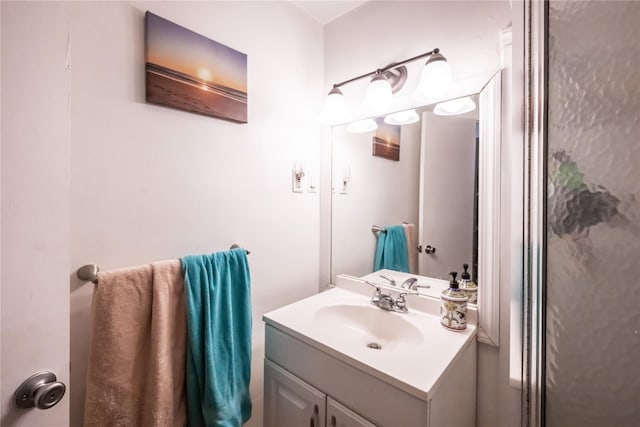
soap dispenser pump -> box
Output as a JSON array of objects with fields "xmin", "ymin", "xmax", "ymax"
[
  {"xmin": 460, "ymin": 263, "xmax": 478, "ymax": 304},
  {"xmin": 440, "ymin": 271, "xmax": 468, "ymax": 331}
]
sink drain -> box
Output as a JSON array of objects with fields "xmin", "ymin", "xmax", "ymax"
[{"xmin": 367, "ymin": 342, "xmax": 382, "ymax": 350}]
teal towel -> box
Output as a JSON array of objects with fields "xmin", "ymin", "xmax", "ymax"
[
  {"xmin": 181, "ymin": 248, "xmax": 252, "ymax": 427},
  {"xmin": 374, "ymin": 225, "xmax": 410, "ymax": 273}
]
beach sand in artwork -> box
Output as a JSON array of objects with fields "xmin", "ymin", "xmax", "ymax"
[
  {"xmin": 373, "ymin": 137, "xmax": 400, "ymax": 161},
  {"xmin": 146, "ymin": 70, "xmax": 247, "ymax": 123}
]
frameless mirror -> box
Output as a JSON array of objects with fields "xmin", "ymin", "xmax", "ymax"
[{"xmin": 330, "ymin": 71, "xmax": 501, "ymax": 345}]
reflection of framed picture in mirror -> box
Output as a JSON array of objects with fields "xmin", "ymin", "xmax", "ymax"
[{"xmin": 372, "ymin": 121, "xmax": 400, "ymax": 161}]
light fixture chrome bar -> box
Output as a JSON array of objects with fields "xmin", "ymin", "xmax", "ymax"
[
  {"xmin": 378, "ymin": 48, "xmax": 439, "ymax": 74},
  {"xmin": 332, "ymin": 48, "xmax": 439, "ymax": 89}
]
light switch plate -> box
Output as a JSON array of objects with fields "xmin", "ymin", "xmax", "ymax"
[{"xmin": 307, "ymin": 173, "xmax": 317, "ymax": 193}]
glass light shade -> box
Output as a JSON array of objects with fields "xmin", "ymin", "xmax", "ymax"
[
  {"xmin": 384, "ymin": 109, "xmax": 420, "ymax": 125},
  {"xmin": 433, "ymin": 96, "xmax": 476, "ymax": 116},
  {"xmin": 346, "ymin": 118, "xmax": 378, "ymax": 133},
  {"xmin": 320, "ymin": 87, "xmax": 349, "ymax": 123},
  {"xmin": 414, "ymin": 53, "xmax": 453, "ymax": 100},
  {"xmin": 365, "ymin": 74, "xmax": 392, "ymax": 113}
]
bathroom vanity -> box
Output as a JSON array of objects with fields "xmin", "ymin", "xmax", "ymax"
[{"xmin": 263, "ymin": 276, "xmax": 477, "ymax": 427}]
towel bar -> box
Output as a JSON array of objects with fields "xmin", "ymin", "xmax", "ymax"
[
  {"xmin": 77, "ymin": 264, "xmax": 99, "ymax": 284},
  {"xmin": 77, "ymin": 245, "xmax": 251, "ymax": 284},
  {"xmin": 372, "ymin": 223, "xmax": 410, "ymax": 234},
  {"xmin": 230, "ymin": 244, "xmax": 251, "ymax": 255},
  {"xmin": 371, "ymin": 225, "xmax": 387, "ymax": 233}
]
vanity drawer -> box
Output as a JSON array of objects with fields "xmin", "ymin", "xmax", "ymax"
[{"xmin": 265, "ymin": 324, "xmax": 429, "ymax": 427}]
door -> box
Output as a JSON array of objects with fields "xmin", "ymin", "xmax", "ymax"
[
  {"xmin": 543, "ymin": 1, "xmax": 640, "ymax": 426},
  {"xmin": 1, "ymin": 2, "xmax": 71, "ymax": 425},
  {"xmin": 264, "ymin": 359, "xmax": 326, "ymax": 427},
  {"xmin": 418, "ymin": 111, "xmax": 477, "ymax": 279},
  {"xmin": 327, "ymin": 397, "xmax": 376, "ymax": 427}
]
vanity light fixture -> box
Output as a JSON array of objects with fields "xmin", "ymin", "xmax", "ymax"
[
  {"xmin": 433, "ymin": 96, "xmax": 476, "ymax": 116},
  {"xmin": 365, "ymin": 73, "xmax": 393, "ymax": 113},
  {"xmin": 384, "ymin": 109, "xmax": 420, "ymax": 125},
  {"xmin": 413, "ymin": 51, "xmax": 453, "ymax": 101},
  {"xmin": 320, "ymin": 87, "xmax": 350, "ymax": 123},
  {"xmin": 346, "ymin": 118, "xmax": 378, "ymax": 133},
  {"xmin": 321, "ymin": 48, "xmax": 452, "ymax": 123}
]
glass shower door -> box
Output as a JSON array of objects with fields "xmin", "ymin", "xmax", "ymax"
[{"xmin": 546, "ymin": 1, "xmax": 640, "ymax": 425}]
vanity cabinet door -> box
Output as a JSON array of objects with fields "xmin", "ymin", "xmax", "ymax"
[
  {"xmin": 327, "ymin": 397, "xmax": 377, "ymax": 427},
  {"xmin": 264, "ymin": 359, "xmax": 326, "ymax": 427}
]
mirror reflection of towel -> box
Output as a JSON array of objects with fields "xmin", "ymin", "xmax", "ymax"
[
  {"xmin": 403, "ymin": 223, "xmax": 418, "ymax": 274},
  {"xmin": 374, "ymin": 225, "xmax": 410, "ymax": 272}
]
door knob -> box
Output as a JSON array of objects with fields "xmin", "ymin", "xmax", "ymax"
[
  {"xmin": 424, "ymin": 245, "xmax": 436, "ymax": 254},
  {"xmin": 15, "ymin": 371, "xmax": 66, "ymax": 409}
]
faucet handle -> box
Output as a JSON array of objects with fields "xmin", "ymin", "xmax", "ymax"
[
  {"xmin": 395, "ymin": 294, "xmax": 408, "ymax": 313},
  {"xmin": 379, "ymin": 275, "xmax": 396, "ymax": 286},
  {"xmin": 364, "ymin": 281, "xmax": 381, "ymax": 293}
]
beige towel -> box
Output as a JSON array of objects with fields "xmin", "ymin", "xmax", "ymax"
[
  {"xmin": 84, "ymin": 260, "xmax": 187, "ymax": 427},
  {"xmin": 403, "ymin": 223, "xmax": 418, "ymax": 274}
]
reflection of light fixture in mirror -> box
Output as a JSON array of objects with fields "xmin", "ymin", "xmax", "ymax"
[
  {"xmin": 340, "ymin": 165, "xmax": 351, "ymax": 194},
  {"xmin": 384, "ymin": 109, "xmax": 420, "ymax": 125},
  {"xmin": 433, "ymin": 96, "xmax": 476, "ymax": 116},
  {"xmin": 365, "ymin": 73, "xmax": 392, "ymax": 113},
  {"xmin": 320, "ymin": 87, "xmax": 349, "ymax": 123},
  {"xmin": 322, "ymin": 48, "xmax": 451, "ymax": 122},
  {"xmin": 413, "ymin": 52, "xmax": 453, "ymax": 100},
  {"xmin": 346, "ymin": 118, "xmax": 378, "ymax": 133},
  {"xmin": 292, "ymin": 162, "xmax": 306, "ymax": 193}
]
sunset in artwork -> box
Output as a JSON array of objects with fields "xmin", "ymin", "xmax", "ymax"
[
  {"xmin": 372, "ymin": 121, "xmax": 401, "ymax": 161},
  {"xmin": 145, "ymin": 12, "xmax": 248, "ymax": 123}
]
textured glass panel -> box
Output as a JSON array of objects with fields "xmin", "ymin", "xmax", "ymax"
[{"xmin": 546, "ymin": 1, "xmax": 640, "ymax": 426}]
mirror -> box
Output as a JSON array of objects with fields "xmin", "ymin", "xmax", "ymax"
[
  {"xmin": 330, "ymin": 71, "xmax": 501, "ymax": 345},
  {"xmin": 331, "ymin": 98, "xmax": 479, "ymax": 284}
]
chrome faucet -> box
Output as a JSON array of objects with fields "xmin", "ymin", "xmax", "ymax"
[
  {"xmin": 371, "ymin": 291, "xmax": 396, "ymax": 311},
  {"xmin": 365, "ymin": 281, "xmax": 409, "ymax": 313},
  {"xmin": 400, "ymin": 277, "xmax": 431, "ymax": 291},
  {"xmin": 400, "ymin": 277, "xmax": 418, "ymax": 289}
]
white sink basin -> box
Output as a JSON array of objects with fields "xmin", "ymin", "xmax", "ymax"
[
  {"xmin": 314, "ymin": 304, "xmax": 423, "ymax": 350},
  {"xmin": 263, "ymin": 284, "xmax": 477, "ymax": 400}
]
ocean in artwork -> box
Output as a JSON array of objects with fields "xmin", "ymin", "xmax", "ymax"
[
  {"xmin": 145, "ymin": 12, "xmax": 248, "ymax": 123},
  {"xmin": 373, "ymin": 121, "xmax": 401, "ymax": 161}
]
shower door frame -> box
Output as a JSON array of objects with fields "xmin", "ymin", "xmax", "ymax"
[{"xmin": 522, "ymin": 0, "xmax": 548, "ymax": 426}]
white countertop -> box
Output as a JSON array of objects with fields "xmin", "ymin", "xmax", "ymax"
[{"xmin": 263, "ymin": 284, "xmax": 477, "ymax": 401}]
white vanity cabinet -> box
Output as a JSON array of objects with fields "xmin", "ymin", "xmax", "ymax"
[
  {"xmin": 327, "ymin": 397, "xmax": 376, "ymax": 427},
  {"xmin": 264, "ymin": 359, "xmax": 375, "ymax": 427},
  {"xmin": 263, "ymin": 287, "xmax": 477, "ymax": 427}
]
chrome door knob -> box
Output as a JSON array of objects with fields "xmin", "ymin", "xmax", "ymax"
[
  {"xmin": 424, "ymin": 245, "xmax": 436, "ymax": 254},
  {"xmin": 15, "ymin": 371, "xmax": 66, "ymax": 409}
]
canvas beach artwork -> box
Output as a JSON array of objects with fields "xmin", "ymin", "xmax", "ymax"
[
  {"xmin": 145, "ymin": 12, "xmax": 248, "ymax": 123},
  {"xmin": 372, "ymin": 121, "xmax": 401, "ymax": 161}
]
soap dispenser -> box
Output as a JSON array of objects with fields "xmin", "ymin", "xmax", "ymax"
[
  {"xmin": 460, "ymin": 263, "xmax": 478, "ymax": 304},
  {"xmin": 440, "ymin": 271, "xmax": 468, "ymax": 331}
]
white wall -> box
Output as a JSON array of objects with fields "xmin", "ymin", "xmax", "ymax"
[
  {"xmin": 323, "ymin": 2, "xmax": 519, "ymax": 426},
  {"xmin": 3, "ymin": 1, "xmax": 323, "ymax": 426}
]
